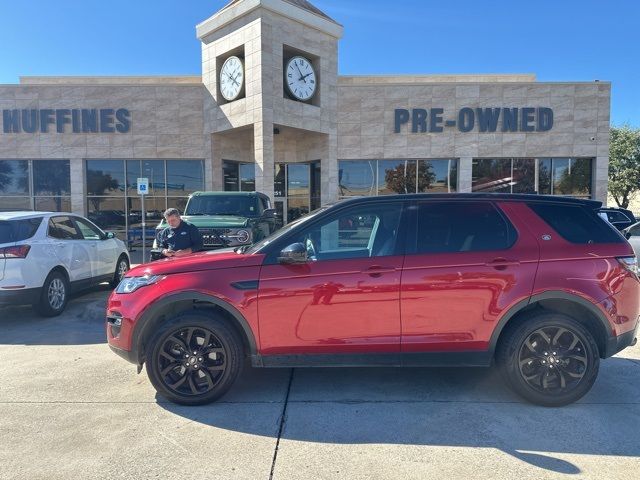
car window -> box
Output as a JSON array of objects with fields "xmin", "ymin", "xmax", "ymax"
[
  {"xmin": 606, "ymin": 211, "xmax": 629, "ymax": 223},
  {"xmin": 287, "ymin": 203, "xmax": 403, "ymax": 261},
  {"xmin": 629, "ymin": 224, "xmax": 640, "ymax": 236},
  {"xmin": 48, "ymin": 216, "xmax": 82, "ymax": 240},
  {"xmin": 0, "ymin": 217, "xmax": 43, "ymax": 243},
  {"xmin": 415, "ymin": 202, "xmax": 517, "ymax": 254},
  {"xmin": 74, "ymin": 217, "xmax": 104, "ymax": 240},
  {"xmin": 529, "ymin": 204, "xmax": 624, "ymax": 244}
]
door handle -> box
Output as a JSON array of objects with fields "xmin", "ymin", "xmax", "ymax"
[
  {"xmin": 485, "ymin": 258, "xmax": 520, "ymax": 269},
  {"xmin": 362, "ymin": 266, "xmax": 397, "ymax": 277}
]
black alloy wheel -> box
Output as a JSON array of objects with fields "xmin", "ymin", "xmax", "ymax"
[
  {"xmin": 497, "ymin": 312, "xmax": 600, "ymax": 407},
  {"xmin": 146, "ymin": 313, "xmax": 243, "ymax": 405},
  {"xmin": 111, "ymin": 255, "xmax": 129, "ymax": 288}
]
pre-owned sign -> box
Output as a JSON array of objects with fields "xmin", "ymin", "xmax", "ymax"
[
  {"xmin": 2, "ymin": 108, "xmax": 131, "ymax": 133},
  {"xmin": 394, "ymin": 107, "xmax": 553, "ymax": 133}
]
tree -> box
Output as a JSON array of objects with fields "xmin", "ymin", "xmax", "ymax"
[
  {"xmin": 609, "ymin": 125, "xmax": 640, "ymax": 209},
  {"xmin": 384, "ymin": 161, "xmax": 436, "ymax": 194},
  {"xmin": 86, "ymin": 170, "xmax": 119, "ymax": 211}
]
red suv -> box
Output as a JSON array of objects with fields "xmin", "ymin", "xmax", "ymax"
[{"xmin": 107, "ymin": 194, "xmax": 639, "ymax": 407}]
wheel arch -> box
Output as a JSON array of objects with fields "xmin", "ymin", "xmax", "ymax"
[
  {"xmin": 490, "ymin": 291, "xmax": 612, "ymax": 359},
  {"xmin": 132, "ymin": 291, "xmax": 258, "ymax": 366}
]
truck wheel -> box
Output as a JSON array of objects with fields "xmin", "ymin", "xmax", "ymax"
[
  {"xmin": 146, "ymin": 313, "xmax": 243, "ymax": 405},
  {"xmin": 496, "ymin": 312, "xmax": 600, "ymax": 407}
]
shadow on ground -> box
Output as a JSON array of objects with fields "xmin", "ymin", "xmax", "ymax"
[{"xmin": 0, "ymin": 284, "xmax": 111, "ymax": 345}]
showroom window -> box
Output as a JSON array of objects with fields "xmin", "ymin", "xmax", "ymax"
[
  {"xmin": 223, "ymin": 161, "xmax": 256, "ymax": 192},
  {"xmin": 472, "ymin": 158, "xmax": 592, "ymax": 198},
  {"xmin": 86, "ymin": 159, "xmax": 204, "ymax": 245},
  {"xmin": 338, "ymin": 159, "xmax": 458, "ymax": 198},
  {"xmin": 0, "ymin": 159, "xmax": 71, "ymax": 212}
]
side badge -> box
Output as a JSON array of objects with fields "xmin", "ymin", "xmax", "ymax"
[{"xmin": 541, "ymin": 234, "xmax": 552, "ymax": 241}]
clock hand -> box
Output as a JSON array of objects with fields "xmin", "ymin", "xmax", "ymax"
[{"xmin": 295, "ymin": 63, "xmax": 306, "ymax": 82}]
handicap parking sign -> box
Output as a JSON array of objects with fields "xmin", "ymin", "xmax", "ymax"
[{"xmin": 137, "ymin": 178, "xmax": 149, "ymax": 195}]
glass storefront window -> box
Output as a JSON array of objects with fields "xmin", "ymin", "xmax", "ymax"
[
  {"xmin": 239, "ymin": 163, "xmax": 256, "ymax": 192},
  {"xmin": 167, "ymin": 197, "xmax": 189, "ymax": 215},
  {"xmin": 223, "ymin": 162, "xmax": 239, "ymax": 191},
  {"xmin": 86, "ymin": 197, "xmax": 126, "ymax": 232},
  {"xmin": 33, "ymin": 160, "xmax": 71, "ymax": 196},
  {"xmin": 419, "ymin": 159, "xmax": 457, "ymax": 193},
  {"xmin": 126, "ymin": 160, "xmax": 165, "ymax": 196},
  {"xmin": 274, "ymin": 164, "xmax": 286, "ymax": 197},
  {"xmin": 338, "ymin": 159, "xmax": 458, "ymax": 197},
  {"xmin": 472, "ymin": 158, "xmax": 512, "ymax": 193},
  {"xmin": 552, "ymin": 158, "xmax": 592, "ymax": 197},
  {"xmin": 166, "ymin": 160, "xmax": 204, "ymax": 195},
  {"xmin": 0, "ymin": 197, "xmax": 31, "ymax": 211},
  {"xmin": 471, "ymin": 158, "xmax": 592, "ymax": 197},
  {"xmin": 339, "ymin": 160, "xmax": 376, "ymax": 197},
  {"xmin": 86, "ymin": 160, "xmax": 125, "ymax": 197},
  {"xmin": 0, "ymin": 159, "xmax": 71, "ymax": 212},
  {"xmin": 0, "ymin": 160, "xmax": 29, "ymax": 195}
]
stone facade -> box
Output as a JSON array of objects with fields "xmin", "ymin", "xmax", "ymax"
[{"xmin": 0, "ymin": 0, "xmax": 612, "ymax": 222}]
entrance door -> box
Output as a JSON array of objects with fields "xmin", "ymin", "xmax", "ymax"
[{"xmin": 274, "ymin": 162, "xmax": 321, "ymax": 224}]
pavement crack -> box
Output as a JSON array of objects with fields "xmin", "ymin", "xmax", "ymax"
[{"xmin": 269, "ymin": 368, "xmax": 295, "ymax": 480}]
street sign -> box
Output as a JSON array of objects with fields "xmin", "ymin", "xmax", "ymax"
[{"xmin": 137, "ymin": 178, "xmax": 149, "ymax": 195}]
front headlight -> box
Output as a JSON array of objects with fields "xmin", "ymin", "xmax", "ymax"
[{"xmin": 115, "ymin": 275, "xmax": 163, "ymax": 294}]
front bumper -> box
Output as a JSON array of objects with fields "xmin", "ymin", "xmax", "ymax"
[{"xmin": 0, "ymin": 287, "xmax": 40, "ymax": 307}]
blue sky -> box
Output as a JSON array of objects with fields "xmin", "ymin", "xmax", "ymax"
[{"xmin": 0, "ymin": 0, "xmax": 637, "ymax": 126}]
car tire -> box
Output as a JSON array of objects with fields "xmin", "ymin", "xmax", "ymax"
[
  {"xmin": 35, "ymin": 270, "xmax": 69, "ymax": 317},
  {"xmin": 146, "ymin": 312, "xmax": 244, "ymax": 405},
  {"xmin": 110, "ymin": 255, "xmax": 129, "ymax": 288},
  {"xmin": 496, "ymin": 312, "xmax": 600, "ymax": 407}
]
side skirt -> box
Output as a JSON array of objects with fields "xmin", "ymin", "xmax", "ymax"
[{"xmin": 251, "ymin": 351, "xmax": 493, "ymax": 368}]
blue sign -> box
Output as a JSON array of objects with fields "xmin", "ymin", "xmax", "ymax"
[
  {"xmin": 394, "ymin": 107, "xmax": 554, "ymax": 133},
  {"xmin": 1, "ymin": 108, "xmax": 131, "ymax": 133}
]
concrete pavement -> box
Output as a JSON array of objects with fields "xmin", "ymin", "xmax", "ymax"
[{"xmin": 0, "ymin": 286, "xmax": 639, "ymax": 479}]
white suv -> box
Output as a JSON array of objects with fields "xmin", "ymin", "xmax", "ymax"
[{"xmin": 0, "ymin": 212, "xmax": 130, "ymax": 316}]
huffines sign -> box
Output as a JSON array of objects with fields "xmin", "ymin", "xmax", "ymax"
[{"xmin": 2, "ymin": 108, "xmax": 131, "ymax": 133}]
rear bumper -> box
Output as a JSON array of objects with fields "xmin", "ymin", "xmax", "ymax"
[
  {"xmin": 0, "ymin": 287, "xmax": 40, "ymax": 307},
  {"xmin": 606, "ymin": 319, "xmax": 639, "ymax": 357}
]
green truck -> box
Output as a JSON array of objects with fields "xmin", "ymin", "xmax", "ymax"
[{"xmin": 154, "ymin": 191, "xmax": 281, "ymax": 250}]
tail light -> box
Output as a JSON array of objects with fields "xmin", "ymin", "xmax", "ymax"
[
  {"xmin": 0, "ymin": 245, "xmax": 30, "ymax": 258},
  {"xmin": 617, "ymin": 256, "xmax": 638, "ymax": 276}
]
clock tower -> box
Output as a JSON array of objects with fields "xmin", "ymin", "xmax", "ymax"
[{"xmin": 197, "ymin": 0, "xmax": 343, "ymax": 207}]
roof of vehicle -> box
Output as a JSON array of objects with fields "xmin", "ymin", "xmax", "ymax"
[
  {"xmin": 335, "ymin": 193, "xmax": 603, "ymax": 208},
  {"xmin": 0, "ymin": 211, "xmax": 60, "ymax": 220},
  {"xmin": 190, "ymin": 191, "xmax": 268, "ymax": 198}
]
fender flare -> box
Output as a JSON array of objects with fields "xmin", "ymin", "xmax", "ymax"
[
  {"xmin": 132, "ymin": 291, "xmax": 258, "ymax": 364},
  {"xmin": 488, "ymin": 290, "xmax": 612, "ymax": 355}
]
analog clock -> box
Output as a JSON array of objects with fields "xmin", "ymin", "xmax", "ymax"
[
  {"xmin": 219, "ymin": 56, "xmax": 244, "ymax": 101},
  {"xmin": 285, "ymin": 56, "xmax": 317, "ymax": 101}
]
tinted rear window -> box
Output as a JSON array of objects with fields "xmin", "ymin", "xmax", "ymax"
[
  {"xmin": 0, "ymin": 217, "xmax": 43, "ymax": 243},
  {"xmin": 528, "ymin": 203, "xmax": 624, "ymax": 244},
  {"xmin": 416, "ymin": 201, "xmax": 517, "ymax": 253}
]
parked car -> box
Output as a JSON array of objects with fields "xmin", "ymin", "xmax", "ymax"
[
  {"xmin": 0, "ymin": 212, "xmax": 130, "ymax": 316},
  {"xmin": 153, "ymin": 192, "xmax": 281, "ymax": 251},
  {"xmin": 598, "ymin": 207, "xmax": 636, "ymax": 231},
  {"xmin": 107, "ymin": 194, "xmax": 639, "ymax": 407},
  {"xmin": 623, "ymin": 221, "xmax": 640, "ymax": 259}
]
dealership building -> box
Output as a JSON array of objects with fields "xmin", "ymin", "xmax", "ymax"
[{"xmin": 0, "ymin": 0, "xmax": 611, "ymax": 240}]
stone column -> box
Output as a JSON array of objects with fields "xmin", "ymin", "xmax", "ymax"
[
  {"xmin": 254, "ymin": 120, "xmax": 275, "ymax": 200},
  {"xmin": 70, "ymin": 158, "xmax": 86, "ymax": 215},
  {"xmin": 209, "ymin": 134, "xmax": 222, "ymax": 191},
  {"xmin": 457, "ymin": 156, "xmax": 473, "ymax": 193},
  {"xmin": 322, "ymin": 131, "xmax": 338, "ymax": 204},
  {"xmin": 594, "ymin": 155, "xmax": 609, "ymax": 204}
]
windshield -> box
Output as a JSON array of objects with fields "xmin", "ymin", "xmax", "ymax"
[
  {"xmin": 184, "ymin": 195, "xmax": 260, "ymax": 217},
  {"xmin": 245, "ymin": 206, "xmax": 329, "ymax": 254}
]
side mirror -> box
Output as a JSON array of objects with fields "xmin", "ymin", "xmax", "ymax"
[
  {"xmin": 624, "ymin": 231, "xmax": 632, "ymax": 240},
  {"xmin": 278, "ymin": 243, "xmax": 307, "ymax": 264},
  {"xmin": 263, "ymin": 208, "xmax": 278, "ymax": 219},
  {"xmin": 105, "ymin": 231, "xmax": 116, "ymax": 239}
]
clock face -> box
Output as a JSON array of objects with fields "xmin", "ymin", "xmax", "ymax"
[
  {"xmin": 219, "ymin": 56, "xmax": 244, "ymax": 101},
  {"xmin": 285, "ymin": 56, "xmax": 317, "ymax": 101}
]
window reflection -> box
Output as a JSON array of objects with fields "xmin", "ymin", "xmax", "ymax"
[
  {"xmin": 33, "ymin": 160, "xmax": 71, "ymax": 196},
  {"xmin": 166, "ymin": 160, "xmax": 204, "ymax": 195},
  {"xmin": 338, "ymin": 160, "xmax": 375, "ymax": 197},
  {"xmin": 0, "ymin": 160, "xmax": 29, "ymax": 195}
]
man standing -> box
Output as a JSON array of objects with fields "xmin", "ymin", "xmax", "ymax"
[{"xmin": 156, "ymin": 208, "xmax": 203, "ymax": 258}]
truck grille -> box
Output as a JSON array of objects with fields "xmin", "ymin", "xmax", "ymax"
[{"xmin": 199, "ymin": 228, "xmax": 232, "ymax": 247}]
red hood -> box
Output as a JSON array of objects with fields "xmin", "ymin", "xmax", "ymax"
[{"xmin": 127, "ymin": 250, "xmax": 265, "ymax": 277}]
